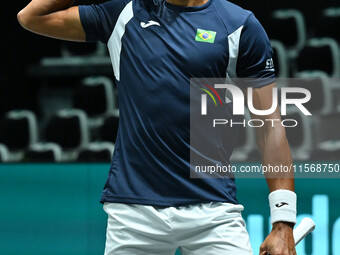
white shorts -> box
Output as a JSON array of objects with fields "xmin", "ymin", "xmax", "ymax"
[{"xmin": 103, "ymin": 202, "xmax": 253, "ymax": 255}]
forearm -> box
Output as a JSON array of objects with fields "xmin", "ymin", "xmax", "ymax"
[
  {"xmin": 258, "ymin": 124, "xmax": 296, "ymax": 226},
  {"xmin": 17, "ymin": 0, "xmax": 76, "ymax": 32},
  {"xmin": 18, "ymin": 0, "xmax": 74, "ymax": 18},
  {"xmin": 17, "ymin": 0, "xmax": 84, "ymax": 41},
  {"xmin": 251, "ymin": 84, "xmax": 297, "ymax": 254},
  {"xmin": 260, "ymin": 132, "xmax": 296, "ymax": 254},
  {"xmin": 260, "ymin": 126, "xmax": 294, "ymax": 192}
]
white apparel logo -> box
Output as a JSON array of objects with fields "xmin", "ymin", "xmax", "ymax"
[
  {"xmin": 140, "ymin": 20, "xmax": 161, "ymax": 28},
  {"xmin": 265, "ymin": 58, "xmax": 274, "ymax": 69}
]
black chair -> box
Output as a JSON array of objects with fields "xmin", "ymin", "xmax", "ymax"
[
  {"xmin": 0, "ymin": 110, "xmax": 38, "ymax": 151},
  {"xmin": 45, "ymin": 109, "xmax": 89, "ymax": 151},
  {"xmin": 313, "ymin": 112, "xmax": 340, "ymax": 151},
  {"xmin": 289, "ymin": 72, "xmax": 333, "ymax": 114},
  {"xmin": 308, "ymin": 112, "xmax": 340, "ymax": 161},
  {"xmin": 267, "ymin": 9, "xmax": 307, "ymax": 58},
  {"xmin": 73, "ymin": 76, "xmax": 116, "ymax": 118},
  {"xmin": 296, "ymin": 38, "xmax": 340, "ymax": 77},
  {"xmin": 315, "ymin": 8, "xmax": 340, "ymax": 44},
  {"xmin": 77, "ymin": 142, "xmax": 114, "ymax": 162},
  {"xmin": 25, "ymin": 143, "xmax": 63, "ymax": 162},
  {"xmin": 0, "ymin": 110, "xmax": 38, "ymax": 161}
]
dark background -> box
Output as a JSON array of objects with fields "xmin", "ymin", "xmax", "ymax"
[
  {"xmin": 1, "ymin": 0, "xmax": 337, "ymax": 116},
  {"xmin": 1, "ymin": 0, "xmax": 340, "ymax": 163},
  {"xmin": 0, "ymin": 0, "xmax": 107, "ymax": 116}
]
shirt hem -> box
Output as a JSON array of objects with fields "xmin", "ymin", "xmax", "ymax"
[{"xmin": 100, "ymin": 195, "xmax": 238, "ymax": 207}]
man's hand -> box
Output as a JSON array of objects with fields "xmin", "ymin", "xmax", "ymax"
[{"xmin": 260, "ymin": 222, "xmax": 296, "ymax": 255}]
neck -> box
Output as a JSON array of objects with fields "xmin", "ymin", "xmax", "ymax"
[{"xmin": 165, "ymin": 0, "xmax": 209, "ymax": 7}]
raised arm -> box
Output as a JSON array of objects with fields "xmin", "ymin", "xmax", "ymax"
[{"xmin": 17, "ymin": 0, "xmax": 85, "ymax": 42}]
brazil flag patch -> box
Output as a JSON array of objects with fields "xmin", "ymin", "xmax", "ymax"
[{"xmin": 195, "ymin": 29, "xmax": 216, "ymax": 43}]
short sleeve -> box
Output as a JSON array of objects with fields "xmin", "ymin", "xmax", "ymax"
[
  {"xmin": 236, "ymin": 14, "xmax": 275, "ymax": 87},
  {"xmin": 79, "ymin": 0, "xmax": 127, "ymax": 43}
]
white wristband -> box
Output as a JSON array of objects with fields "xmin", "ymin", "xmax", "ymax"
[{"xmin": 269, "ymin": 189, "xmax": 297, "ymax": 225}]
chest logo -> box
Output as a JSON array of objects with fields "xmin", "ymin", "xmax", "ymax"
[
  {"xmin": 195, "ymin": 29, "xmax": 217, "ymax": 44},
  {"xmin": 140, "ymin": 20, "xmax": 161, "ymax": 28}
]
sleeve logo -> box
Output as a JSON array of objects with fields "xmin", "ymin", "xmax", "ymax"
[{"xmin": 266, "ymin": 58, "xmax": 274, "ymax": 69}]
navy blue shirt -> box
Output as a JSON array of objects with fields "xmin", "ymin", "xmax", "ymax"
[{"xmin": 79, "ymin": 0, "xmax": 275, "ymax": 206}]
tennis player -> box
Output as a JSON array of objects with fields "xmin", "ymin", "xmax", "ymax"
[{"xmin": 18, "ymin": 0, "xmax": 297, "ymax": 254}]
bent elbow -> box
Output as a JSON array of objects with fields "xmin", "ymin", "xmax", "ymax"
[
  {"xmin": 17, "ymin": 10, "xmax": 27, "ymax": 28},
  {"xmin": 17, "ymin": 10, "xmax": 33, "ymax": 30}
]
